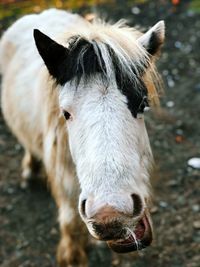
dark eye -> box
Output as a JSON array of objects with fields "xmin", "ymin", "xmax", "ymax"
[{"xmin": 62, "ymin": 110, "xmax": 71, "ymax": 120}]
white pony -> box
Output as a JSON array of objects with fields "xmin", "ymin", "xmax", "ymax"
[{"xmin": 0, "ymin": 9, "xmax": 165, "ymax": 266}]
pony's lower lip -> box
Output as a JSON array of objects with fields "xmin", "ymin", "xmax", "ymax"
[{"xmin": 107, "ymin": 215, "xmax": 152, "ymax": 253}]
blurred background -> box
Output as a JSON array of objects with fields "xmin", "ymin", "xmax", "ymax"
[{"xmin": 0, "ymin": 0, "xmax": 200, "ymax": 267}]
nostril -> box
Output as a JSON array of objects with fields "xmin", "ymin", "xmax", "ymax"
[
  {"xmin": 81, "ymin": 199, "xmax": 86, "ymax": 217},
  {"xmin": 92, "ymin": 221, "xmax": 124, "ymax": 241},
  {"xmin": 131, "ymin": 194, "xmax": 143, "ymax": 217}
]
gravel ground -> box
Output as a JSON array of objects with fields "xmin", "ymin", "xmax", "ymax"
[{"xmin": 0, "ymin": 1, "xmax": 200, "ymax": 266}]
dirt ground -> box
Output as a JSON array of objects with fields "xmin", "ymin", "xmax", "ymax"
[{"xmin": 0, "ymin": 1, "xmax": 200, "ymax": 267}]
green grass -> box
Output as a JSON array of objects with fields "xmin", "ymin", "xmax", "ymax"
[{"xmin": 189, "ymin": 0, "xmax": 200, "ymax": 13}]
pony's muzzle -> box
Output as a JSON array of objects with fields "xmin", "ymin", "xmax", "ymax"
[
  {"xmin": 84, "ymin": 205, "xmax": 130, "ymax": 240},
  {"xmin": 79, "ymin": 195, "xmax": 153, "ymax": 253}
]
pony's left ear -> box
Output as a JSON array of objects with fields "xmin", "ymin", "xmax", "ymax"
[
  {"xmin": 33, "ymin": 29, "xmax": 69, "ymax": 83},
  {"xmin": 137, "ymin": 21, "xmax": 165, "ymax": 56}
]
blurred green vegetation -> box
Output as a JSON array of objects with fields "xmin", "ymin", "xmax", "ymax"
[
  {"xmin": 0, "ymin": 0, "xmax": 107, "ymax": 20},
  {"xmin": 0, "ymin": 0, "xmax": 148, "ymax": 20},
  {"xmin": 0, "ymin": 0, "xmax": 199, "ymax": 23},
  {"xmin": 189, "ymin": 0, "xmax": 200, "ymax": 12}
]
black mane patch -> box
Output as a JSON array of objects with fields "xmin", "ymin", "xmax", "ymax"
[
  {"xmin": 105, "ymin": 44, "xmax": 148, "ymax": 117},
  {"xmin": 35, "ymin": 31, "xmax": 149, "ymax": 117},
  {"xmin": 60, "ymin": 36, "xmax": 106, "ymax": 85},
  {"xmin": 57, "ymin": 36, "xmax": 149, "ymax": 117}
]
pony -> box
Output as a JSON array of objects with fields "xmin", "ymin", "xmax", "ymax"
[{"xmin": 0, "ymin": 9, "xmax": 165, "ymax": 267}]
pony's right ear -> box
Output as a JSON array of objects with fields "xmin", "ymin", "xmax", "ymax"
[
  {"xmin": 137, "ymin": 21, "xmax": 165, "ymax": 56},
  {"xmin": 33, "ymin": 29, "xmax": 69, "ymax": 84}
]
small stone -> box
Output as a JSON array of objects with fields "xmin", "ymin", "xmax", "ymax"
[
  {"xmin": 167, "ymin": 77, "xmax": 175, "ymax": 88},
  {"xmin": 177, "ymin": 196, "xmax": 186, "ymax": 205},
  {"xmin": 176, "ymin": 120, "xmax": 183, "ymax": 127},
  {"xmin": 172, "ymin": 68, "xmax": 178, "ymax": 75},
  {"xmin": 159, "ymin": 201, "xmax": 168, "ymax": 208},
  {"xmin": 131, "ymin": 7, "xmax": 140, "ymax": 15},
  {"xmin": 166, "ymin": 101, "xmax": 175, "ymax": 108},
  {"xmin": 7, "ymin": 187, "xmax": 14, "ymax": 194},
  {"xmin": 192, "ymin": 204, "xmax": 200, "ymax": 212},
  {"xmin": 193, "ymin": 221, "xmax": 200, "ymax": 229},
  {"xmin": 187, "ymin": 158, "xmax": 200, "ymax": 169},
  {"xmin": 162, "ymin": 69, "xmax": 169, "ymax": 76},
  {"xmin": 112, "ymin": 258, "xmax": 120, "ymax": 266},
  {"xmin": 6, "ymin": 204, "xmax": 13, "ymax": 211},
  {"xmin": 166, "ymin": 179, "xmax": 178, "ymax": 187},
  {"xmin": 176, "ymin": 129, "xmax": 183, "ymax": 135},
  {"xmin": 50, "ymin": 227, "xmax": 58, "ymax": 235},
  {"xmin": 20, "ymin": 180, "xmax": 29, "ymax": 190},
  {"xmin": 174, "ymin": 41, "xmax": 182, "ymax": 49}
]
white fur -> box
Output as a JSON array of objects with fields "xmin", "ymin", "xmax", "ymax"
[{"xmin": 60, "ymin": 75, "xmax": 152, "ymax": 218}]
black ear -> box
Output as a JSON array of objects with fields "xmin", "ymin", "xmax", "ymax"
[
  {"xmin": 33, "ymin": 29, "xmax": 69, "ymax": 84},
  {"xmin": 137, "ymin": 21, "xmax": 165, "ymax": 56}
]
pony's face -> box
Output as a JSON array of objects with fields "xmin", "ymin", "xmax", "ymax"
[
  {"xmin": 59, "ymin": 77, "xmax": 153, "ymax": 251},
  {"xmin": 34, "ymin": 20, "xmax": 165, "ymax": 252}
]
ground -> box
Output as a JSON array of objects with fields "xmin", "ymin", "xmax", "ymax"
[{"xmin": 0, "ymin": 1, "xmax": 200, "ymax": 267}]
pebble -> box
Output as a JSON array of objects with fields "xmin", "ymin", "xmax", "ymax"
[
  {"xmin": 159, "ymin": 201, "xmax": 168, "ymax": 208},
  {"xmin": 176, "ymin": 129, "xmax": 183, "ymax": 135},
  {"xmin": 167, "ymin": 77, "xmax": 175, "ymax": 88},
  {"xmin": 166, "ymin": 101, "xmax": 175, "ymax": 108},
  {"xmin": 193, "ymin": 221, "xmax": 200, "ymax": 229},
  {"xmin": 172, "ymin": 68, "xmax": 178, "ymax": 75},
  {"xmin": 112, "ymin": 258, "xmax": 120, "ymax": 266},
  {"xmin": 6, "ymin": 204, "xmax": 13, "ymax": 211},
  {"xmin": 176, "ymin": 120, "xmax": 183, "ymax": 127},
  {"xmin": 162, "ymin": 69, "xmax": 169, "ymax": 76},
  {"xmin": 187, "ymin": 158, "xmax": 200, "ymax": 169},
  {"xmin": 177, "ymin": 196, "xmax": 186, "ymax": 205},
  {"xmin": 166, "ymin": 179, "xmax": 178, "ymax": 187},
  {"xmin": 174, "ymin": 41, "xmax": 182, "ymax": 49},
  {"xmin": 192, "ymin": 204, "xmax": 200, "ymax": 213},
  {"xmin": 50, "ymin": 227, "xmax": 58, "ymax": 236},
  {"xmin": 7, "ymin": 187, "xmax": 15, "ymax": 194},
  {"xmin": 131, "ymin": 6, "xmax": 140, "ymax": 15}
]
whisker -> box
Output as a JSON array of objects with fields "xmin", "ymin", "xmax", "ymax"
[{"xmin": 125, "ymin": 227, "xmax": 139, "ymax": 251}]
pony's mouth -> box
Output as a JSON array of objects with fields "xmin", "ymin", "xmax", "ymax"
[{"xmin": 107, "ymin": 214, "xmax": 152, "ymax": 253}]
